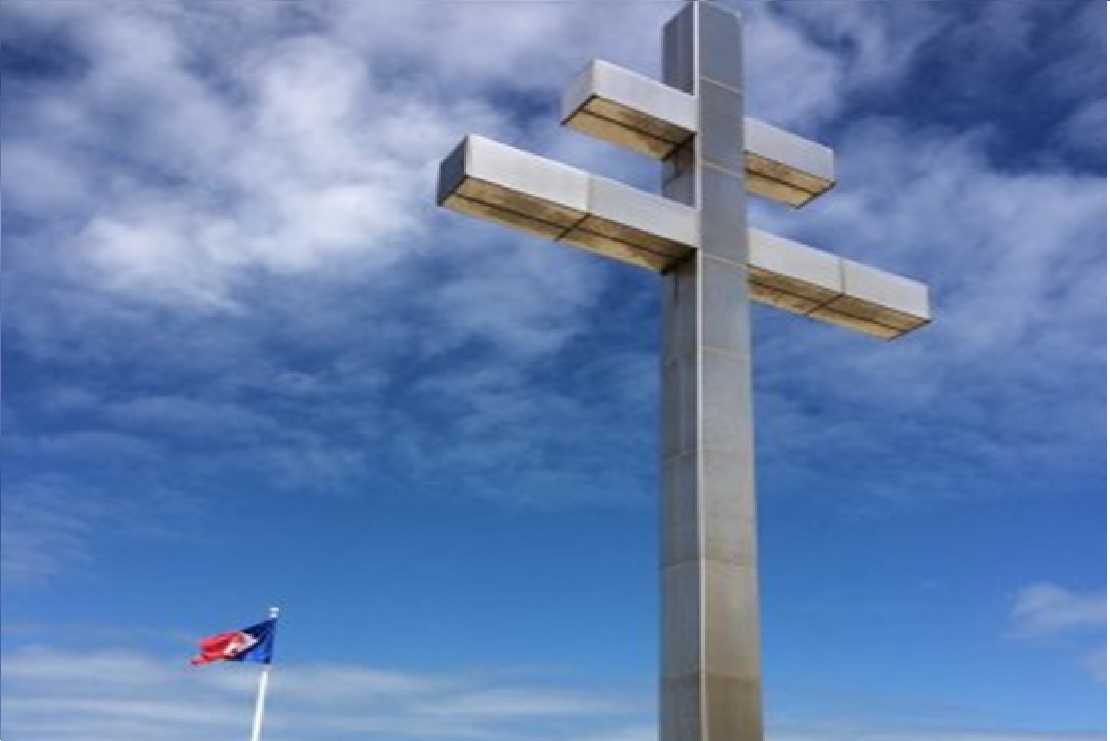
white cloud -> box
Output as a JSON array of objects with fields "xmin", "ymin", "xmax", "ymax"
[
  {"xmin": 0, "ymin": 647, "xmax": 643, "ymax": 741},
  {"xmin": 0, "ymin": 0, "xmax": 955, "ymax": 321},
  {"xmin": 1011, "ymin": 583, "xmax": 1106, "ymax": 637},
  {"xmin": 744, "ymin": 2, "xmax": 948, "ymax": 127},
  {"xmin": 2, "ymin": 645, "xmax": 1102, "ymax": 741},
  {"xmin": 1009, "ymin": 582, "xmax": 1106, "ymax": 685},
  {"xmin": 6, "ymin": 1, "xmax": 512, "ymax": 313}
]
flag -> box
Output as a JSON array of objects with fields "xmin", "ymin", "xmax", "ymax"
[{"xmin": 190, "ymin": 618, "xmax": 276, "ymax": 666}]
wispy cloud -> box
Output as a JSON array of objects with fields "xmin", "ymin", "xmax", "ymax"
[
  {"xmin": 0, "ymin": 474, "xmax": 198, "ymax": 585},
  {"xmin": 0, "ymin": 478, "xmax": 105, "ymax": 583},
  {"xmin": 0, "ymin": 647, "xmax": 643, "ymax": 741},
  {"xmin": 2, "ymin": 645, "xmax": 1103, "ymax": 741},
  {"xmin": 1010, "ymin": 582, "xmax": 1106, "ymax": 682},
  {"xmin": 1011, "ymin": 583, "xmax": 1106, "ymax": 638}
]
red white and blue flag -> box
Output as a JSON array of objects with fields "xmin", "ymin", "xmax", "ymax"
[{"xmin": 190, "ymin": 618, "xmax": 276, "ymax": 666}]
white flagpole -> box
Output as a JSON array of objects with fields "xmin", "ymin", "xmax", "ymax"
[{"xmin": 249, "ymin": 607, "xmax": 279, "ymax": 741}]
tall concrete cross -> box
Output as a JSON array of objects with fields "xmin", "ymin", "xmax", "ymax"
[{"xmin": 435, "ymin": 2, "xmax": 930, "ymax": 740}]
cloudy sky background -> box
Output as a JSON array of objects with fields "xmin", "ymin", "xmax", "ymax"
[{"xmin": 1, "ymin": 1, "xmax": 1105, "ymax": 740}]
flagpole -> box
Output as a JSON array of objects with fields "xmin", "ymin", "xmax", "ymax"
[{"xmin": 249, "ymin": 607, "xmax": 279, "ymax": 741}]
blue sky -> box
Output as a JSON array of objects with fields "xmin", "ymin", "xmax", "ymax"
[{"xmin": 1, "ymin": 1, "xmax": 1105, "ymax": 740}]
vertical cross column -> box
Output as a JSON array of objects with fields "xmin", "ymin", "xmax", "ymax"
[{"xmin": 660, "ymin": 3, "xmax": 763, "ymax": 741}]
